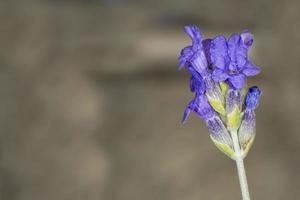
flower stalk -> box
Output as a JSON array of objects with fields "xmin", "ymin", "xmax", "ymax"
[{"xmin": 231, "ymin": 129, "xmax": 251, "ymax": 200}]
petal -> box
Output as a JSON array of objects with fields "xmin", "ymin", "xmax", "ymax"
[
  {"xmin": 212, "ymin": 69, "xmax": 229, "ymax": 82},
  {"xmin": 228, "ymin": 33, "xmax": 247, "ymax": 71},
  {"xmin": 190, "ymin": 51, "xmax": 209, "ymax": 76},
  {"xmin": 184, "ymin": 26, "xmax": 202, "ymax": 48},
  {"xmin": 228, "ymin": 33, "xmax": 240, "ymax": 61},
  {"xmin": 210, "ymin": 35, "xmax": 230, "ymax": 70},
  {"xmin": 190, "ymin": 75, "xmax": 205, "ymax": 94},
  {"xmin": 241, "ymin": 30, "xmax": 253, "ymax": 47},
  {"xmin": 242, "ymin": 62, "xmax": 261, "ymax": 76},
  {"xmin": 189, "ymin": 76, "xmax": 196, "ymax": 92},
  {"xmin": 179, "ymin": 26, "xmax": 204, "ymax": 69},
  {"xmin": 193, "ymin": 94, "xmax": 215, "ymax": 120},
  {"xmin": 181, "ymin": 106, "xmax": 191, "ymax": 125},
  {"xmin": 228, "ymin": 74, "xmax": 246, "ymax": 89},
  {"xmin": 181, "ymin": 94, "xmax": 214, "ymax": 123},
  {"xmin": 202, "ymin": 39, "xmax": 212, "ymax": 64},
  {"xmin": 186, "ymin": 64, "xmax": 203, "ymax": 81},
  {"xmin": 178, "ymin": 46, "xmax": 193, "ymax": 69}
]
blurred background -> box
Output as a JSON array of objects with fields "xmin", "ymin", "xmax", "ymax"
[{"xmin": 1, "ymin": 0, "xmax": 300, "ymax": 199}]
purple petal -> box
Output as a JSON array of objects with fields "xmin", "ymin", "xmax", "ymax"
[
  {"xmin": 228, "ymin": 74, "xmax": 246, "ymax": 89},
  {"xmin": 212, "ymin": 69, "xmax": 229, "ymax": 82},
  {"xmin": 241, "ymin": 30, "xmax": 253, "ymax": 47},
  {"xmin": 193, "ymin": 94, "xmax": 215, "ymax": 120},
  {"xmin": 228, "ymin": 33, "xmax": 247, "ymax": 71},
  {"xmin": 242, "ymin": 62, "xmax": 261, "ymax": 76},
  {"xmin": 202, "ymin": 39, "xmax": 212, "ymax": 65},
  {"xmin": 184, "ymin": 26, "xmax": 202, "ymax": 49},
  {"xmin": 190, "ymin": 51, "xmax": 209, "ymax": 76},
  {"xmin": 181, "ymin": 106, "xmax": 191, "ymax": 125},
  {"xmin": 210, "ymin": 35, "xmax": 230, "ymax": 70},
  {"xmin": 190, "ymin": 75, "xmax": 205, "ymax": 94},
  {"xmin": 181, "ymin": 94, "xmax": 214, "ymax": 124},
  {"xmin": 178, "ymin": 46, "xmax": 193, "ymax": 69}
]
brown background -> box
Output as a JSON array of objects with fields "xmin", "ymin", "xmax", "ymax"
[{"xmin": 1, "ymin": 0, "xmax": 300, "ymax": 199}]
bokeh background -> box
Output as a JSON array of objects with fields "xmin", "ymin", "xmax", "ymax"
[{"xmin": 1, "ymin": 0, "xmax": 300, "ymax": 199}]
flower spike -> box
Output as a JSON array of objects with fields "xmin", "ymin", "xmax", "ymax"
[{"xmin": 178, "ymin": 25, "xmax": 262, "ymax": 200}]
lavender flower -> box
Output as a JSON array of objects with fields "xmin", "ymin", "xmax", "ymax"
[
  {"xmin": 178, "ymin": 26, "xmax": 210, "ymax": 76},
  {"xmin": 210, "ymin": 31, "xmax": 261, "ymax": 89},
  {"xmin": 178, "ymin": 25, "xmax": 262, "ymax": 157},
  {"xmin": 179, "ymin": 26, "xmax": 226, "ymax": 115},
  {"xmin": 178, "ymin": 25, "xmax": 262, "ymax": 200}
]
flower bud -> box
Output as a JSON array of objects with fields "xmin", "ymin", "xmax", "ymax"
[
  {"xmin": 226, "ymin": 89, "xmax": 243, "ymax": 131},
  {"xmin": 206, "ymin": 116, "xmax": 235, "ymax": 159},
  {"xmin": 238, "ymin": 86, "xmax": 261, "ymax": 157},
  {"xmin": 204, "ymin": 76, "xmax": 226, "ymax": 115},
  {"xmin": 239, "ymin": 109, "xmax": 256, "ymax": 158},
  {"xmin": 245, "ymin": 86, "xmax": 261, "ymax": 110}
]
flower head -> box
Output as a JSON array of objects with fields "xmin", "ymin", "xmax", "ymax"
[
  {"xmin": 178, "ymin": 25, "xmax": 262, "ymax": 159},
  {"xmin": 210, "ymin": 31, "xmax": 261, "ymax": 89}
]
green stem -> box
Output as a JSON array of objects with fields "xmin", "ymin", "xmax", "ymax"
[{"xmin": 231, "ymin": 130, "xmax": 251, "ymax": 200}]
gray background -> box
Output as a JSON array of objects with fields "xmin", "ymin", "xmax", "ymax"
[{"xmin": 1, "ymin": 0, "xmax": 300, "ymax": 199}]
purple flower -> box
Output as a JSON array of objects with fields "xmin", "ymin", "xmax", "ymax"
[
  {"xmin": 178, "ymin": 25, "xmax": 262, "ymax": 159},
  {"xmin": 181, "ymin": 61, "xmax": 218, "ymax": 124},
  {"xmin": 178, "ymin": 26, "xmax": 210, "ymax": 76},
  {"xmin": 181, "ymin": 94, "xmax": 215, "ymax": 124},
  {"xmin": 210, "ymin": 30, "xmax": 261, "ymax": 89}
]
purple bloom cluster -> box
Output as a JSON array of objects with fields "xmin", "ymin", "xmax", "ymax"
[
  {"xmin": 210, "ymin": 31, "xmax": 260, "ymax": 89},
  {"xmin": 178, "ymin": 25, "xmax": 262, "ymax": 157},
  {"xmin": 179, "ymin": 26, "xmax": 260, "ymax": 90}
]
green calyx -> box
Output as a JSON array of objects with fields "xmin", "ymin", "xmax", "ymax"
[
  {"xmin": 206, "ymin": 95, "xmax": 226, "ymax": 116},
  {"xmin": 205, "ymin": 81, "xmax": 256, "ymax": 158},
  {"xmin": 210, "ymin": 135, "xmax": 235, "ymax": 159},
  {"xmin": 241, "ymin": 135, "xmax": 255, "ymax": 158},
  {"xmin": 220, "ymin": 82, "xmax": 229, "ymax": 97},
  {"xmin": 227, "ymin": 105, "xmax": 243, "ymax": 131}
]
